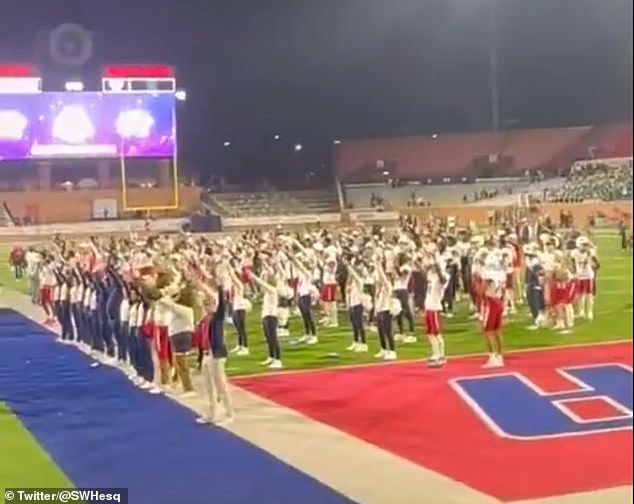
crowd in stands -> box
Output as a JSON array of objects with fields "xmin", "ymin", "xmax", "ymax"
[{"xmin": 545, "ymin": 160, "xmax": 633, "ymax": 203}]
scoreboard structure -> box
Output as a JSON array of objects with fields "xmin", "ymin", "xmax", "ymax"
[
  {"xmin": 102, "ymin": 64, "xmax": 176, "ymax": 94},
  {"xmin": 0, "ymin": 63, "xmax": 180, "ymax": 213}
]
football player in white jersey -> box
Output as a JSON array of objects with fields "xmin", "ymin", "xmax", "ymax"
[
  {"xmin": 571, "ymin": 236, "xmax": 599, "ymax": 320},
  {"xmin": 424, "ymin": 262, "xmax": 448, "ymax": 367}
]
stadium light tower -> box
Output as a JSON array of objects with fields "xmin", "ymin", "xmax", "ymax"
[{"xmin": 488, "ymin": 0, "xmax": 500, "ymax": 133}]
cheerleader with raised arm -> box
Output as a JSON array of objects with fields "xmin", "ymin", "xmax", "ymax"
[
  {"xmin": 227, "ymin": 263, "xmax": 251, "ymax": 356},
  {"xmin": 394, "ymin": 254, "xmax": 416, "ymax": 343},
  {"xmin": 250, "ymin": 265, "xmax": 283, "ymax": 369},
  {"xmin": 195, "ymin": 264, "xmax": 235, "ymax": 425},
  {"xmin": 374, "ymin": 258, "xmax": 397, "ymax": 361},
  {"xmin": 344, "ymin": 256, "xmax": 368, "ymax": 352},
  {"xmin": 287, "ymin": 247, "xmax": 318, "ymax": 345}
]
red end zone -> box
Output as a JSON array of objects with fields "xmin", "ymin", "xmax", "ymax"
[{"xmin": 234, "ymin": 342, "xmax": 633, "ymax": 502}]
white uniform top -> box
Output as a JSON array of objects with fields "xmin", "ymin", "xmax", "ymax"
[
  {"xmin": 375, "ymin": 279, "xmax": 393, "ymax": 312},
  {"xmin": 394, "ymin": 270, "xmax": 411, "ymax": 291},
  {"xmin": 322, "ymin": 261, "xmax": 337, "ymax": 285},
  {"xmin": 39, "ymin": 265, "xmax": 55, "ymax": 287},
  {"xmin": 119, "ymin": 298, "xmax": 130, "ymax": 322},
  {"xmin": 571, "ymin": 249, "xmax": 595, "ymax": 280},
  {"xmin": 346, "ymin": 275, "xmax": 363, "ymax": 308},
  {"xmin": 425, "ymin": 272, "xmax": 446, "ymax": 311},
  {"xmin": 297, "ymin": 270, "xmax": 313, "ymax": 297},
  {"xmin": 128, "ymin": 304, "xmax": 139, "ymax": 328},
  {"xmin": 260, "ymin": 283, "xmax": 279, "ymax": 319},
  {"xmin": 25, "ymin": 251, "xmax": 41, "ymax": 277},
  {"xmin": 232, "ymin": 281, "xmax": 248, "ymax": 310},
  {"xmin": 162, "ymin": 300, "xmax": 194, "ymax": 336}
]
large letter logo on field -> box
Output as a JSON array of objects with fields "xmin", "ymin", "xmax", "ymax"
[{"xmin": 451, "ymin": 364, "xmax": 633, "ymax": 440}]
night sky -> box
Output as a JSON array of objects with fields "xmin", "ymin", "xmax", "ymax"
[{"xmin": 1, "ymin": 0, "xmax": 632, "ymax": 184}]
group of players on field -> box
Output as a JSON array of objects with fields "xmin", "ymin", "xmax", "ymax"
[{"xmin": 6, "ymin": 219, "xmax": 599, "ymax": 425}]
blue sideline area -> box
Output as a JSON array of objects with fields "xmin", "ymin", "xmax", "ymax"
[{"xmin": 0, "ymin": 309, "xmax": 355, "ymax": 504}]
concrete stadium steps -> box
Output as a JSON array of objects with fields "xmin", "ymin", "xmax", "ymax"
[{"xmin": 208, "ymin": 189, "xmax": 340, "ymax": 217}]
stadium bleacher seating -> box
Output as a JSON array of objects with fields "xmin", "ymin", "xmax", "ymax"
[
  {"xmin": 201, "ymin": 189, "xmax": 340, "ymax": 217},
  {"xmin": 334, "ymin": 123, "xmax": 633, "ymax": 181},
  {"xmin": 498, "ymin": 127, "xmax": 591, "ymax": 173},
  {"xmin": 546, "ymin": 159, "xmax": 633, "ymax": 203}
]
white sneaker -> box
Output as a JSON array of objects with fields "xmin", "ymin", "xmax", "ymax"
[
  {"xmin": 587, "ymin": 312, "xmax": 594, "ymax": 321},
  {"xmin": 297, "ymin": 335, "xmax": 309, "ymax": 344},
  {"xmin": 495, "ymin": 355, "xmax": 505, "ymax": 367},
  {"xmin": 261, "ymin": 357, "xmax": 273, "ymax": 366},
  {"xmin": 278, "ymin": 328, "xmax": 290, "ymax": 337},
  {"xmin": 268, "ymin": 360, "xmax": 283, "ymax": 370},
  {"xmin": 527, "ymin": 324, "xmax": 539, "ymax": 330},
  {"xmin": 346, "ymin": 342, "xmax": 357, "ymax": 351},
  {"xmin": 149, "ymin": 386, "xmax": 163, "ymax": 395},
  {"xmin": 483, "ymin": 355, "xmax": 498, "ymax": 369},
  {"xmin": 427, "ymin": 357, "xmax": 444, "ymax": 368},
  {"xmin": 306, "ymin": 336, "xmax": 318, "ymax": 345},
  {"xmin": 374, "ymin": 349, "xmax": 386, "ymax": 359},
  {"xmin": 236, "ymin": 347, "xmax": 250, "ymax": 356},
  {"xmin": 215, "ymin": 416, "xmax": 234, "ymax": 427},
  {"xmin": 403, "ymin": 335, "xmax": 417, "ymax": 344},
  {"xmin": 354, "ymin": 343, "xmax": 368, "ymax": 353},
  {"xmin": 139, "ymin": 381, "xmax": 152, "ymax": 390},
  {"xmin": 104, "ymin": 356, "xmax": 118, "ymax": 366},
  {"xmin": 383, "ymin": 351, "xmax": 397, "ymax": 361},
  {"xmin": 229, "ymin": 345, "xmax": 241, "ymax": 354},
  {"xmin": 196, "ymin": 416, "xmax": 214, "ymax": 425}
]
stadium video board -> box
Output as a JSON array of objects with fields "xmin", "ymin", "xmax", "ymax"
[{"xmin": 0, "ymin": 92, "xmax": 175, "ymax": 160}]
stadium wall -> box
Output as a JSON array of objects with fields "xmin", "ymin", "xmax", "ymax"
[{"xmin": 0, "ymin": 187, "xmax": 202, "ymax": 223}]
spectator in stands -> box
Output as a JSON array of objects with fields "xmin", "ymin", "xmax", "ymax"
[{"xmin": 547, "ymin": 160, "xmax": 633, "ymax": 203}]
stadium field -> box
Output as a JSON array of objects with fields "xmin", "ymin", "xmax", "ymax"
[
  {"xmin": 0, "ymin": 232, "xmax": 631, "ymax": 502},
  {"xmin": 0, "ymin": 233, "xmax": 631, "ymax": 378}
]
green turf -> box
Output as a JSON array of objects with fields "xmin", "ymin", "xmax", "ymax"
[
  {"xmin": 0, "ymin": 233, "xmax": 631, "ymax": 378},
  {"xmin": 0, "ymin": 403, "xmax": 72, "ymax": 489}
]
